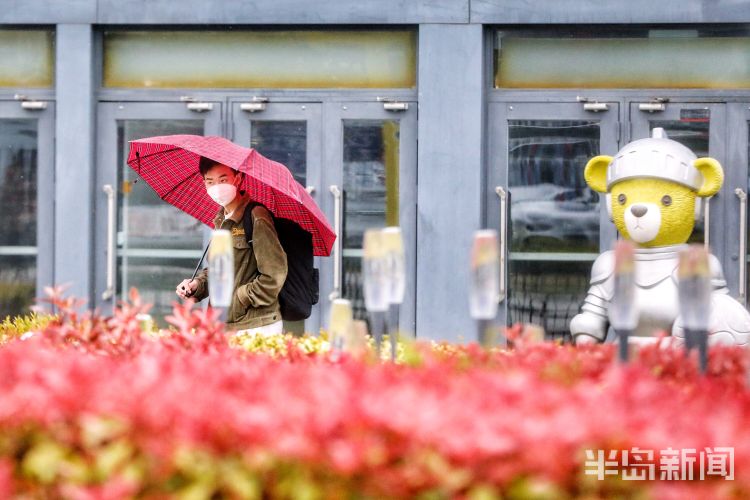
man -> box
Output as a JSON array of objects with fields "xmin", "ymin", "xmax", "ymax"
[{"xmin": 176, "ymin": 157, "xmax": 288, "ymax": 336}]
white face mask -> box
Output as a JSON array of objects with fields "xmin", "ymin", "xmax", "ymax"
[{"xmin": 207, "ymin": 184, "xmax": 238, "ymax": 206}]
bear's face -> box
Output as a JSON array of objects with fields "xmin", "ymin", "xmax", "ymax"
[
  {"xmin": 584, "ymin": 151, "xmax": 723, "ymax": 250},
  {"xmin": 610, "ymin": 179, "xmax": 695, "ymax": 247}
]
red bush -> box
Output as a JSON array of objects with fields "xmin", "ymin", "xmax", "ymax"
[{"xmin": 0, "ymin": 291, "xmax": 748, "ymax": 498}]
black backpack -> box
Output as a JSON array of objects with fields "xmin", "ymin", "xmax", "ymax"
[{"xmin": 243, "ymin": 203, "xmax": 319, "ymax": 321}]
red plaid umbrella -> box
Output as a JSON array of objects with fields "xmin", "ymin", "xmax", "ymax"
[{"xmin": 126, "ymin": 134, "xmax": 335, "ymax": 256}]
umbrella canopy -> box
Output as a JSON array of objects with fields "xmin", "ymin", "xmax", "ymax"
[{"xmin": 126, "ymin": 134, "xmax": 335, "ymax": 256}]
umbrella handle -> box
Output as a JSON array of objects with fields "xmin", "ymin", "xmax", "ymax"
[
  {"xmin": 184, "ymin": 243, "xmax": 210, "ymax": 298},
  {"xmin": 191, "ymin": 243, "xmax": 211, "ymax": 280}
]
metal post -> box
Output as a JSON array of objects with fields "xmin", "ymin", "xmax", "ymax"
[{"xmin": 388, "ymin": 303, "xmax": 399, "ymax": 360}]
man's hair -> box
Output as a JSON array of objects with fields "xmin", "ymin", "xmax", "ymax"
[{"xmin": 198, "ymin": 156, "xmax": 222, "ymax": 178}]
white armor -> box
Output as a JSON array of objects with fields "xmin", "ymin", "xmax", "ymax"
[{"xmin": 570, "ymin": 244, "xmax": 750, "ymax": 346}]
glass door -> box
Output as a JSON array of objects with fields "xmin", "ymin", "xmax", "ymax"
[
  {"xmin": 230, "ymin": 100, "xmax": 322, "ymax": 333},
  {"xmin": 630, "ymin": 102, "xmax": 727, "ymax": 248},
  {"xmin": 322, "ymin": 101, "xmax": 417, "ymax": 334},
  {"xmin": 95, "ymin": 101, "xmax": 222, "ymax": 322},
  {"xmin": 487, "ymin": 101, "xmax": 620, "ymax": 341},
  {"xmin": 0, "ymin": 100, "xmax": 54, "ymax": 317}
]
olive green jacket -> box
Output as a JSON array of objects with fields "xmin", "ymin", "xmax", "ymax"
[{"xmin": 193, "ymin": 195, "xmax": 288, "ymax": 330}]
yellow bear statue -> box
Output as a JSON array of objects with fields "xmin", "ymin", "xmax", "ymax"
[{"xmin": 570, "ymin": 128, "xmax": 750, "ymax": 346}]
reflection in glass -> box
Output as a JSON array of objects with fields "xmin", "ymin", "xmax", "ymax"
[
  {"xmin": 509, "ymin": 120, "xmax": 600, "ymax": 253},
  {"xmin": 0, "ymin": 119, "xmax": 38, "ymax": 317},
  {"xmin": 117, "ymin": 120, "xmax": 205, "ymax": 324},
  {"xmin": 250, "ymin": 121, "xmax": 307, "ymax": 186},
  {"xmin": 508, "ymin": 120, "xmax": 600, "ymax": 340},
  {"xmin": 342, "ymin": 120, "xmax": 399, "ymax": 319},
  {"xmin": 648, "ymin": 118, "xmax": 709, "ymax": 244},
  {"xmin": 0, "ymin": 256, "xmax": 35, "ymax": 318}
]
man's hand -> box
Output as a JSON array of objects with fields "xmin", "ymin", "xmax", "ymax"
[{"xmin": 176, "ymin": 279, "xmax": 198, "ymax": 300}]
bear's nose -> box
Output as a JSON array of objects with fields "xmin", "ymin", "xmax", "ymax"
[{"xmin": 630, "ymin": 204, "xmax": 648, "ymax": 218}]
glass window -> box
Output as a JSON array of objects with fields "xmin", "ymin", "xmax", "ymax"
[
  {"xmin": 0, "ymin": 30, "xmax": 54, "ymax": 88},
  {"xmin": 250, "ymin": 121, "xmax": 307, "ymax": 186},
  {"xmin": 104, "ymin": 30, "xmax": 416, "ymax": 89},
  {"xmin": 0, "ymin": 119, "xmax": 38, "ymax": 317},
  {"xmin": 342, "ymin": 120, "xmax": 400, "ymax": 319},
  {"xmin": 495, "ymin": 28, "xmax": 750, "ymax": 89}
]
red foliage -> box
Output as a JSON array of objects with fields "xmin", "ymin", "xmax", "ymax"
[{"xmin": 0, "ymin": 291, "xmax": 748, "ymax": 497}]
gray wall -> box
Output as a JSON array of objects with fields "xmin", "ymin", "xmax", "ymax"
[
  {"xmin": 2, "ymin": 0, "xmax": 466, "ymax": 24},
  {"xmin": 4, "ymin": 0, "xmax": 750, "ymax": 24},
  {"xmin": 470, "ymin": 0, "xmax": 750, "ymax": 24}
]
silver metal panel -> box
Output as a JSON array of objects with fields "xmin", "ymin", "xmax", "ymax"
[{"xmin": 417, "ymin": 24, "xmax": 484, "ymax": 343}]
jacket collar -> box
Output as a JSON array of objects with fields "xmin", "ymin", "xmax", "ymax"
[{"xmin": 214, "ymin": 192, "xmax": 251, "ymax": 226}]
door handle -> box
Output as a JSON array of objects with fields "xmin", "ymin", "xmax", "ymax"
[
  {"xmin": 329, "ymin": 185, "xmax": 342, "ymax": 301},
  {"xmin": 495, "ymin": 186, "xmax": 507, "ymax": 303},
  {"xmin": 102, "ymin": 184, "xmax": 116, "ymax": 301},
  {"xmin": 305, "ymin": 185, "xmax": 315, "ymax": 195},
  {"xmin": 240, "ymin": 97, "xmax": 269, "ymax": 113},
  {"xmin": 736, "ymin": 188, "xmax": 747, "ymax": 304},
  {"xmin": 703, "ymin": 196, "xmax": 711, "ymax": 250},
  {"xmin": 186, "ymin": 102, "xmax": 214, "ymax": 112}
]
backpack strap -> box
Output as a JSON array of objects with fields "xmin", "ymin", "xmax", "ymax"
[
  {"xmin": 242, "ymin": 202, "xmax": 256, "ymax": 244},
  {"xmin": 241, "ymin": 201, "xmax": 271, "ymax": 245}
]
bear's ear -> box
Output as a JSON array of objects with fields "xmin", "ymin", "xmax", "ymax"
[
  {"xmin": 694, "ymin": 157, "xmax": 724, "ymax": 198},
  {"xmin": 584, "ymin": 155, "xmax": 613, "ymax": 193}
]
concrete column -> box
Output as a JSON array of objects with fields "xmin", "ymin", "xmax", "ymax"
[
  {"xmin": 416, "ymin": 24, "xmax": 485, "ymax": 342},
  {"xmin": 54, "ymin": 24, "xmax": 95, "ymax": 303}
]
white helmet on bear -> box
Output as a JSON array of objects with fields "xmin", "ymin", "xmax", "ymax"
[
  {"xmin": 604, "ymin": 128, "xmax": 705, "ymax": 222},
  {"xmin": 606, "ymin": 128, "xmax": 703, "ymax": 191}
]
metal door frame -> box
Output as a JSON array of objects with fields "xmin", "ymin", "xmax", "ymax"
[
  {"xmin": 94, "ymin": 101, "xmax": 223, "ymax": 311},
  {"xmin": 0, "ymin": 99, "xmax": 55, "ymax": 304},
  {"xmin": 486, "ymin": 100, "xmax": 621, "ymax": 328},
  {"xmin": 229, "ymin": 99, "xmax": 324, "ymax": 332},
  {"xmin": 725, "ymin": 103, "xmax": 750, "ymax": 303},
  {"xmin": 321, "ymin": 100, "xmax": 418, "ymax": 335},
  {"xmin": 629, "ymin": 101, "xmax": 729, "ymax": 284}
]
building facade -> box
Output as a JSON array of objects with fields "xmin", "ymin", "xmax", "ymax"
[{"xmin": 2, "ymin": 1, "xmax": 750, "ymax": 342}]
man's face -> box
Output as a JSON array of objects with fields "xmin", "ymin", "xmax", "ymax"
[{"xmin": 203, "ymin": 164, "xmax": 240, "ymax": 189}]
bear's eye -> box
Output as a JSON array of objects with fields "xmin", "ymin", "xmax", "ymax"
[
  {"xmin": 617, "ymin": 193, "xmax": 626, "ymax": 205},
  {"xmin": 661, "ymin": 195, "xmax": 672, "ymax": 206}
]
